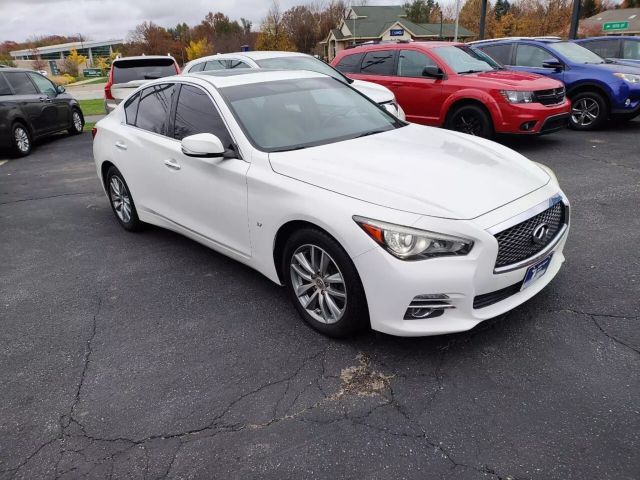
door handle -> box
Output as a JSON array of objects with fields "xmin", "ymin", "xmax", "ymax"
[
  {"xmin": 164, "ymin": 159, "xmax": 181, "ymax": 170},
  {"xmin": 114, "ymin": 141, "xmax": 127, "ymax": 150},
  {"xmin": 39, "ymin": 96, "xmax": 52, "ymax": 103}
]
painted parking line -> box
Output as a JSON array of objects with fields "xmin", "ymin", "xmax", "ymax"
[{"xmin": 0, "ymin": 160, "xmax": 8, "ymax": 167}]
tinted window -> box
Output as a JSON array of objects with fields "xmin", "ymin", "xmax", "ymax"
[
  {"xmin": 135, "ymin": 84, "xmax": 174, "ymax": 135},
  {"xmin": 360, "ymin": 51, "xmax": 395, "ymax": 75},
  {"xmin": 4, "ymin": 72, "xmax": 37, "ymax": 94},
  {"xmin": 189, "ymin": 62, "xmax": 205, "ymax": 72},
  {"xmin": 28, "ymin": 73, "xmax": 57, "ymax": 96},
  {"xmin": 397, "ymin": 50, "xmax": 437, "ymax": 77},
  {"xmin": 112, "ymin": 58, "xmax": 177, "ymax": 83},
  {"xmin": 623, "ymin": 40, "xmax": 640, "ymax": 60},
  {"xmin": 515, "ymin": 45, "xmax": 556, "ymax": 68},
  {"xmin": 173, "ymin": 84, "xmax": 232, "ymax": 148},
  {"xmin": 124, "ymin": 92, "xmax": 140, "ymax": 126},
  {"xmin": 480, "ymin": 44, "xmax": 513, "ymax": 64},
  {"xmin": 582, "ymin": 39, "xmax": 620, "ymax": 59},
  {"xmin": 335, "ymin": 53, "xmax": 364, "ymax": 73},
  {"xmin": 226, "ymin": 60, "xmax": 249, "ymax": 69},
  {"xmin": 203, "ymin": 60, "xmax": 227, "ymax": 71},
  {"xmin": 0, "ymin": 74, "xmax": 11, "ymax": 95}
]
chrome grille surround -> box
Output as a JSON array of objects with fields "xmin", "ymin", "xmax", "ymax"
[
  {"xmin": 533, "ymin": 87, "xmax": 566, "ymax": 106},
  {"xmin": 488, "ymin": 194, "xmax": 570, "ymax": 274}
]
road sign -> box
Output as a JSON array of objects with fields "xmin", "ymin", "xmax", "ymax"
[{"xmin": 603, "ymin": 21, "xmax": 629, "ymax": 32}]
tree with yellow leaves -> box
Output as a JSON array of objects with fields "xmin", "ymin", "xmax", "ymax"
[
  {"xmin": 62, "ymin": 48, "xmax": 87, "ymax": 77},
  {"xmin": 255, "ymin": 1, "xmax": 294, "ymax": 51},
  {"xmin": 185, "ymin": 38, "xmax": 214, "ymax": 61}
]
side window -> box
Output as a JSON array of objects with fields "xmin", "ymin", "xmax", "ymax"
[
  {"xmin": 397, "ymin": 50, "xmax": 437, "ymax": 77},
  {"xmin": 3, "ymin": 72, "xmax": 38, "ymax": 95},
  {"xmin": 189, "ymin": 62, "xmax": 205, "ymax": 73},
  {"xmin": 623, "ymin": 40, "xmax": 640, "ymax": 60},
  {"xmin": 135, "ymin": 84, "xmax": 174, "ymax": 135},
  {"xmin": 335, "ymin": 53, "xmax": 364, "ymax": 73},
  {"xmin": 28, "ymin": 73, "xmax": 57, "ymax": 96},
  {"xmin": 227, "ymin": 60, "xmax": 249, "ymax": 69},
  {"xmin": 124, "ymin": 92, "xmax": 140, "ymax": 126},
  {"xmin": 515, "ymin": 45, "xmax": 556, "ymax": 68},
  {"xmin": 360, "ymin": 50, "xmax": 395, "ymax": 76},
  {"xmin": 173, "ymin": 84, "xmax": 232, "ymax": 148},
  {"xmin": 0, "ymin": 74, "xmax": 11, "ymax": 95},
  {"xmin": 583, "ymin": 40, "xmax": 620, "ymax": 59},
  {"xmin": 203, "ymin": 60, "xmax": 227, "ymax": 71},
  {"xmin": 481, "ymin": 44, "xmax": 513, "ymax": 65}
]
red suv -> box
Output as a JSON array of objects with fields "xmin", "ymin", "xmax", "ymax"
[{"xmin": 331, "ymin": 41, "xmax": 571, "ymax": 138}]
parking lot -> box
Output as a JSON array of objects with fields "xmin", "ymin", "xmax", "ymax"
[{"xmin": 1, "ymin": 122, "xmax": 638, "ymax": 479}]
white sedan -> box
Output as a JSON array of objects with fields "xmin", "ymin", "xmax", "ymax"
[
  {"xmin": 92, "ymin": 69, "xmax": 569, "ymax": 337},
  {"xmin": 182, "ymin": 50, "xmax": 406, "ymax": 120}
]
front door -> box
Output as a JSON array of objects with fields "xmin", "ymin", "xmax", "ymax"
[{"xmin": 28, "ymin": 72, "xmax": 69, "ymax": 129}]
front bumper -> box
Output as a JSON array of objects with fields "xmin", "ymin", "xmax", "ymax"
[
  {"xmin": 494, "ymin": 100, "xmax": 571, "ymax": 135},
  {"xmin": 352, "ymin": 190, "xmax": 570, "ymax": 336}
]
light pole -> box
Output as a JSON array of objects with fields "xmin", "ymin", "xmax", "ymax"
[{"xmin": 453, "ymin": 0, "xmax": 461, "ymax": 42}]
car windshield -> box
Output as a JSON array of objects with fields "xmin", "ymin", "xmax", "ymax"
[
  {"xmin": 432, "ymin": 45, "xmax": 497, "ymax": 73},
  {"xmin": 549, "ymin": 42, "xmax": 605, "ymax": 64},
  {"xmin": 255, "ymin": 56, "xmax": 350, "ymax": 84},
  {"xmin": 220, "ymin": 77, "xmax": 403, "ymax": 152},
  {"xmin": 112, "ymin": 58, "xmax": 177, "ymax": 83}
]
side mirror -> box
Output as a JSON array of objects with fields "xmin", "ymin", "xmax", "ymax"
[
  {"xmin": 181, "ymin": 133, "xmax": 225, "ymax": 158},
  {"xmin": 56, "ymin": 85, "xmax": 65, "ymax": 94},
  {"xmin": 542, "ymin": 60, "xmax": 563, "ymax": 71},
  {"xmin": 422, "ymin": 65, "xmax": 444, "ymax": 79}
]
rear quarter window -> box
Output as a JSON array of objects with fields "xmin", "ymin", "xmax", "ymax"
[
  {"xmin": 335, "ymin": 53, "xmax": 364, "ymax": 73},
  {"xmin": 112, "ymin": 58, "xmax": 177, "ymax": 84}
]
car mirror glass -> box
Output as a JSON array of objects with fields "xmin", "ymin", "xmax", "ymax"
[{"xmin": 56, "ymin": 85, "xmax": 65, "ymax": 94}]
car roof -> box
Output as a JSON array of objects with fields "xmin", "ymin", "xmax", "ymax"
[
  {"xmin": 181, "ymin": 68, "xmax": 328, "ymax": 88},
  {"xmin": 113, "ymin": 55, "xmax": 176, "ymax": 63},
  {"xmin": 344, "ymin": 41, "xmax": 464, "ymax": 52},
  {"xmin": 470, "ymin": 37, "xmax": 563, "ymax": 45},
  {"xmin": 187, "ymin": 51, "xmax": 308, "ymax": 65},
  {"xmin": 575, "ymin": 36, "xmax": 640, "ymax": 41}
]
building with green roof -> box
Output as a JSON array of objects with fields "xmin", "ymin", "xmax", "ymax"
[{"xmin": 320, "ymin": 5, "xmax": 475, "ymax": 60}]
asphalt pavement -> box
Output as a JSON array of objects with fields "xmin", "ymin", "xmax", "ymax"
[{"xmin": 0, "ymin": 122, "xmax": 638, "ymax": 479}]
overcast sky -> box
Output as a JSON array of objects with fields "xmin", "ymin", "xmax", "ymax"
[{"xmin": 1, "ymin": 0, "xmax": 445, "ymax": 43}]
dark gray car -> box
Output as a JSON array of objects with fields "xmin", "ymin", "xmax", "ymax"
[{"xmin": 0, "ymin": 67, "xmax": 84, "ymax": 156}]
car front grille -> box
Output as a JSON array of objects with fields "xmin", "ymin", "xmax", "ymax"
[
  {"xmin": 494, "ymin": 202, "xmax": 565, "ymax": 269},
  {"xmin": 473, "ymin": 282, "xmax": 522, "ymax": 309},
  {"xmin": 534, "ymin": 87, "xmax": 565, "ymax": 105}
]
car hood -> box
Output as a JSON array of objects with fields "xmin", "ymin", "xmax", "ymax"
[
  {"xmin": 350, "ymin": 78, "xmax": 395, "ymax": 103},
  {"xmin": 586, "ymin": 61, "xmax": 640, "ymax": 74},
  {"xmin": 464, "ymin": 70, "xmax": 563, "ymax": 89},
  {"xmin": 268, "ymin": 124, "xmax": 550, "ymax": 220}
]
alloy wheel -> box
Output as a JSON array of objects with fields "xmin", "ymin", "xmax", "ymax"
[
  {"xmin": 72, "ymin": 111, "xmax": 83, "ymax": 132},
  {"xmin": 109, "ymin": 176, "xmax": 132, "ymax": 223},
  {"xmin": 571, "ymin": 98, "xmax": 599, "ymax": 127},
  {"xmin": 453, "ymin": 112, "xmax": 483, "ymax": 136},
  {"xmin": 14, "ymin": 126, "xmax": 29, "ymax": 153},
  {"xmin": 289, "ymin": 244, "xmax": 347, "ymax": 324}
]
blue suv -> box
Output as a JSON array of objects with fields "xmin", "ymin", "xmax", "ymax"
[
  {"xmin": 574, "ymin": 36, "xmax": 640, "ymax": 67},
  {"xmin": 473, "ymin": 38, "xmax": 640, "ymax": 130}
]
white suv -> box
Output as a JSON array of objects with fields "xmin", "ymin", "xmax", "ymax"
[{"xmin": 182, "ymin": 51, "xmax": 405, "ymax": 120}]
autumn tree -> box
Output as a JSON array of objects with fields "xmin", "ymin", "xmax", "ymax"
[
  {"xmin": 404, "ymin": 0, "xmax": 436, "ymax": 23},
  {"xmin": 494, "ymin": 0, "xmax": 511, "ymax": 20},
  {"xmin": 30, "ymin": 49, "xmax": 47, "ymax": 71},
  {"xmin": 256, "ymin": 1, "xmax": 294, "ymax": 51},
  {"xmin": 125, "ymin": 22, "xmax": 181, "ymax": 57},
  {"xmin": 282, "ymin": 5, "xmax": 319, "ymax": 53},
  {"xmin": 621, "ymin": 0, "xmax": 639, "ymax": 7},
  {"xmin": 61, "ymin": 49, "xmax": 87, "ymax": 77},
  {"xmin": 185, "ymin": 38, "xmax": 214, "ymax": 60}
]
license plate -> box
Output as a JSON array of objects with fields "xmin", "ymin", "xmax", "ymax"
[{"xmin": 521, "ymin": 254, "xmax": 553, "ymax": 291}]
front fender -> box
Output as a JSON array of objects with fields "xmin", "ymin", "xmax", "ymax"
[{"xmin": 440, "ymin": 90, "xmax": 503, "ymax": 127}]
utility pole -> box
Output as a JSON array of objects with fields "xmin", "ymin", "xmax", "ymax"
[
  {"xmin": 479, "ymin": 0, "xmax": 488, "ymax": 40},
  {"xmin": 569, "ymin": 0, "xmax": 581, "ymax": 39},
  {"xmin": 453, "ymin": 0, "xmax": 461, "ymax": 42}
]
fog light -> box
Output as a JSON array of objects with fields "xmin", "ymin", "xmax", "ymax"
[
  {"xmin": 404, "ymin": 294, "xmax": 454, "ymax": 320},
  {"xmin": 625, "ymin": 98, "xmax": 631, "ymax": 107},
  {"xmin": 520, "ymin": 121, "xmax": 537, "ymax": 131}
]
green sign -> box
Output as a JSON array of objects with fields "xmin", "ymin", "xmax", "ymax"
[{"xmin": 603, "ymin": 21, "xmax": 629, "ymax": 32}]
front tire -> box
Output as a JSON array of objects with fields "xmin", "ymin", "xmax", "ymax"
[
  {"xmin": 68, "ymin": 108, "xmax": 84, "ymax": 135},
  {"xmin": 282, "ymin": 228, "xmax": 369, "ymax": 338},
  {"xmin": 106, "ymin": 166, "xmax": 143, "ymax": 231},
  {"xmin": 569, "ymin": 91, "xmax": 608, "ymax": 130},
  {"xmin": 445, "ymin": 104, "xmax": 493, "ymax": 138},
  {"xmin": 11, "ymin": 122, "xmax": 32, "ymax": 157}
]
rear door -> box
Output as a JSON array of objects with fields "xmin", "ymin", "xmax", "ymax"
[
  {"xmin": 111, "ymin": 58, "xmax": 178, "ymax": 106},
  {"xmin": 28, "ymin": 72, "xmax": 69, "ymax": 130},
  {"xmin": 3, "ymin": 71, "xmax": 49, "ymax": 135}
]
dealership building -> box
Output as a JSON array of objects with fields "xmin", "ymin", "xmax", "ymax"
[
  {"xmin": 321, "ymin": 5, "xmax": 474, "ymax": 61},
  {"xmin": 582, "ymin": 8, "xmax": 640, "ymax": 36},
  {"xmin": 10, "ymin": 39, "xmax": 123, "ymax": 75}
]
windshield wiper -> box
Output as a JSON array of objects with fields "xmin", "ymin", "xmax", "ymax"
[{"xmin": 458, "ymin": 69, "xmax": 485, "ymax": 74}]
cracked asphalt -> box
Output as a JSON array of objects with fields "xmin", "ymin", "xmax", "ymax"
[{"xmin": 0, "ymin": 121, "xmax": 638, "ymax": 480}]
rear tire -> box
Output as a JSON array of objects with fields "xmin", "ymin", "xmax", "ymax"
[
  {"xmin": 105, "ymin": 166, "xmax": 143, "ymax": 232},
  {"xmin": 68, "ymin": 108, "xmax": 84, "ymax": 135},
  {"xmin": 282, "ymin": 228, "xmax": 369, "ymax": 338},
  {"xmin": 11, "ymin": 122, "xmax": 32, "ymax": 157},
  {"xmin": 569, "ymin": 91, "xmax": 608, "ymax": 131},
  {"xmin": 445, "ymin": 104, "xmax": 493, "ymax": 138}
]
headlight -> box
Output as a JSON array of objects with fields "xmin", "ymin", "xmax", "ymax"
[
  {"xmin": 353, "ymin": 216, "xmax": 474, "ymax": 261},
  {"xmin": 500, "ymin": 90, "xmax": 534, "ymax": 104},
  {"xmin": 614, "ymin": 72, "xmax": 640, "ymax": 84}
]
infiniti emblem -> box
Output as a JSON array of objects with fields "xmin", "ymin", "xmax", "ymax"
[{"xmin": 532, "ymin": 223, "xmax": 550, "ymax": 245}]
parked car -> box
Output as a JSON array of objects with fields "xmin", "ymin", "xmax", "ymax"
[
  {"xmin": 330, "ymin": 41, "xmax": 570, "ymax": 138},
  {"xmin": 472, "ymin": 37, "xmax": 640, "ymax": 129},
  {"xmin": 93, "ymin": 69, "xmax": 570, "ymax": 338},
  {"xmin": 182, "ymin": 51, "xmax": 406, "ymax": 120},
  {"xmin": 0, "ymin": 67, "xmax": 84, "ymax": 156},
  {"xmin": 104, "ymin": 55, "xmax": 180, "ymax": 113},
  {"xmin": 574, "ymin": 36, "xmax": 640, "ymax": 66}
]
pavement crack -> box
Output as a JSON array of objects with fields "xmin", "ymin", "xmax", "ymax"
[{"xmin": 0, "ymin": 191, "xmax": 97, "ymax": 206}]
